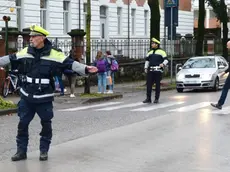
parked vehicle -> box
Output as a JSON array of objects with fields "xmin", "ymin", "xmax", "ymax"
[
  {"xmin": 2, "ymin": 70, "xmax": 22, "ymax": 97},
  {"xmin": 176, "ymin": 56, "xmax": 229, "ymax": 93}
]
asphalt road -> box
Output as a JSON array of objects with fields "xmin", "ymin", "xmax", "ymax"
[{"xmin": 0, "ymin": 89, "xmax": 230, "ymax": 172}]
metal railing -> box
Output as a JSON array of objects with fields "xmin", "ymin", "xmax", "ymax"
[{"xmin": 14, "ymin": 37, "xmax": 224, "ymax": 62}]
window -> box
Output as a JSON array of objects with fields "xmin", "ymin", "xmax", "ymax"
[
  {"xmin": 194, "ymin": 10, "xmax": 198, "ymax": 19},
  {"xmin": 100, "ymin": 6, "xmax": 107, "ymax": 39},
  {"xmin": 84, "ymin": 3, "xmax": 87, "ymax": 31},
  {"xmin": 131, "ymin": 9, "xmax": 136, "ymax": 35},
  {"xmin": 16, "ymin": 0, "xmax": 22, "ymax": 31},
  {"xmin": 117, "ymin": 7, "xmax": 122, "ymax": 35},
  {"xmin": 40, "ymin": 0, "xmax": 47, "ymax": 29},
  {"xmin": 144, "ymin": 10, "xmax": 148, "ymax": 35},
  {"xmin": 63, "ymin": 0, "xmax": 70, "ymax": 33},
  {"xmin": 101, "ymin": 23, "xmax": 105, "ymax": 38},
  {"xmin": 100, "ymin": 6, "xmax": 106, "ymax": 17}
]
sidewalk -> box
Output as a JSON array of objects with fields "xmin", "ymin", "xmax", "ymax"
[{"xmin": 1, "ymin": 78, "xmax": 174, "ymax": 115}]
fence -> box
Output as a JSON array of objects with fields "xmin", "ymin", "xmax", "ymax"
[{"xmin": 14, "ymin": 37, "xmax": 224, "ymax": 62}]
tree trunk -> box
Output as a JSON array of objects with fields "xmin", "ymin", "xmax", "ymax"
[
  {"xmin": 222, "ymin": 21, "xmax": 228, "ymax": 60},
  {"xmin": 195, "ymin": 0, "xmax": 205, "ymax": 56},
  {"xmin": 220, "ymin": 0, "xmax": 229, "ymax": 60},
  {"xmin": 148, "ymin": 0, "xmax": 160, "ymax": 41},
  {"xmin": 84, "ymin": 0, "xmax": 91, "ymax": 94}
]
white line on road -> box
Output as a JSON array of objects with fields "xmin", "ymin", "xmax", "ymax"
[
  {"xmin": 131, "ymin": 101, "xmax": 184, "ymax": 112},
  {"xmin": 95, "ymin": 102, "xmax": 144, "ymax": 111},
  {"xmin": 58, "ymin": 102, "xmax": 123, "ymax": 111},
  {"xmin": 169, "ymin": 102, "xmax": 211, "ymax": 112}
]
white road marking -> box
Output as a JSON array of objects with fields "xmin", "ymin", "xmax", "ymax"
[
  {"xmin": 58, "ymin": 102, "xmax": 123, "ymax": 111},
  {"xmin": 95, "ymin": 102, "xmax": 144, "ymax": 111},
  {"xmin": 169, "ymin": 102, "xmax": 211, "ymax": 112},
  {"xmin": 131, "ymin": 101, "xmax": 184, "ymax": 112}
]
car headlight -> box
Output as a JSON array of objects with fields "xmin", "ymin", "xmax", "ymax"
[
  {"xmin": 176, "ymin": 74, "xmax": 183, "ymax": 80},
  {"xmin": 201, "ymin": 73, "xmax": 213, "ymax": 80}
]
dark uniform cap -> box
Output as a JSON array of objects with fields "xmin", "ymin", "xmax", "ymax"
[
  {"xmin": 29, "ymin": 25, "xmax": 49, "ymax": 36},
  {"xmin": 151, "ymin": 37, "xmax": 160, "ymax": 44}
]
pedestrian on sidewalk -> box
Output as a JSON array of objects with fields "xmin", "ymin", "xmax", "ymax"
[
  {"xmin": 64, "ymin": 50, "xmax": 78, "ymax": 98},
  {"xmin": 54, "ymin": 75, "xmax": 65, "ymax": 96},
  {"xmin": 0, "ymin": 25, "xmax": 97, "ymax": 161},
  {"xmin": 211, "ymin": 41, "xmax": 230, "ymax": 110},
  {"xmin": 94, "ymin": 50, "xmax": 108, "ymax": 94},
  {"xmin": 105, "ymin": 50, "xmax": 119, "ymax": 94},
  {"xmin": 143, "ymin": 37, "xmax": 168, "ymax": 104}
]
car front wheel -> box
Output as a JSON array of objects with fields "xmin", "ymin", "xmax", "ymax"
[
  {"xmin": 176, "ymin": 88, "xmax": 184, "ymax": 93},
  {"xmin": 212, "ymin": 78, "xmax": 219, "ymax": 91}
]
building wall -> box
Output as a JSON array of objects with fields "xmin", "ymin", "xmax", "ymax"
[
  {"xmin": 0, "ymin": 0, "xmax": 193, "ymax": 40},
  {"xmin": 159, "ymin": 0, "xmax": 193, "ymax": 39}
]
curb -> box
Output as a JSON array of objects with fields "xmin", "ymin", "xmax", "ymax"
[
  {"xmin": 82, "ymin": 94, "xmax": 123, "ymax": 104},
  {"xmin": 137, "ymin": 86, "xmax": 175, "ymax": 91},
  {"xmin": 154, "ymin": 86, "xmax": 175, "ymax": 91},
  {"xmin": 0, "ymin": 108, "xmax": 17, "ymax": 116}
]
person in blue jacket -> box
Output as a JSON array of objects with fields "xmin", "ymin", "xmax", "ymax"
[{"xmin": 0, "ymin": 25, "xmax": 97, "ymax": 161}]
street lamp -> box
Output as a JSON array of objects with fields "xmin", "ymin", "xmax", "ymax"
[{"xmin": 2, "ymin": 16, "xmax": 11, "ymax": 55}]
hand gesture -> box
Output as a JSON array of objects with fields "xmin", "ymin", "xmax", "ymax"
[
  {"xmin": 159, "ymin": 63, "xmax": 164, "ymax": 68},
  {"xmin": 220, "ymin": 72, "xmax": 226, "ymax": 77},
  {"xmin": 86, "ymin": 66, "xmax": 98, "ymax": 73}
]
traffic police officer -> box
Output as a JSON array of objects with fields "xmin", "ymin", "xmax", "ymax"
[
  {"xmin": 0, "ymin": 25, "xmax": 97, "ymax": 161},
  {"xmin": 143, "ymin": 38, "xmax": 168, "ymax": 103}
]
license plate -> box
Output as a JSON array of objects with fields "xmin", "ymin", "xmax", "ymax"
[{"xmin": 185, "ymin": 80, "xmax": 197, "ymax": 83}]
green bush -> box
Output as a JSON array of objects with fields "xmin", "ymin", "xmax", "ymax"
[{"xmin": 0, "ymin": 97, "xmax": 17, "ymax": 109}]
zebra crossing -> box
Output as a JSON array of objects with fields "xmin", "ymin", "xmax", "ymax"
[{"xmin": 58, "ymin": 100, "xmax": 228, "ymax": 114}]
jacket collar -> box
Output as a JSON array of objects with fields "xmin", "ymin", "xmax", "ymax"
[{"xmin": 27, "ymin": 38, "xmax": 52, "ymax": 56}]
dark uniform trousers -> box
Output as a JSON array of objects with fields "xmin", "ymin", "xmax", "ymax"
[
  {"xmin": 146, "ymin": 70, "xmax": 162, "ymax": 101},
  {"xmin": 218, "ymin": 75, "xmax": 230, "ymax": 106},
  {"xmin": 17, "ymin": 99, "xmax": 53, "ymax": 153}
]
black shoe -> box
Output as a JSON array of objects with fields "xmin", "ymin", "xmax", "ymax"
[
  {"xmin": 39, "ymin": 152, "xmax": 48, "ymax": 161},
  {"xmin": 211, "ymin": 103, "xmax": 222, "ymax": 110},
  {"xmin": 143, "ymin": 99, "xmax": 152, "ymax": 103},
  {"xmin": 153, "ymin": 99, "xmax": 159, "ymax": 104},
  {"xmin": 11, "ymin": 152, "xmax": 27, "ymax": 161}
]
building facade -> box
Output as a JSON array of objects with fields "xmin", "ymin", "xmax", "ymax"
[
  {"xmin": 0, "ymin": 0, "xmax": 193, "ymax": 58},
  {"xmin": 193, "ymin": 0, "xmax": 230, "ymax": 38}
]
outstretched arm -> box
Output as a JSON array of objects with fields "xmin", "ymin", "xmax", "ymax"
[
  {"xmin": 0, "ymin": 55, "xmax": 11, "ymax": 67},
  {"xmin": 63, "ymin": 58, "xmax": 97, "ymax": 75}
]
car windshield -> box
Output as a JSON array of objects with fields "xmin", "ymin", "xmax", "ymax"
[{"xmin": 182, "ymin": 58, "xmax": 216, "ymax": 69}]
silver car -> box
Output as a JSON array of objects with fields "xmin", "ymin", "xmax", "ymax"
[{"xmin": 176, "ymin": 56, "xmax": 229, "ymax": 92}]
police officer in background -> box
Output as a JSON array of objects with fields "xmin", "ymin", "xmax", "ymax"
[
  {"xmin": 0, "ymin": 25, "xmax": 97, "ymax": 161},
  {"xmin": 143, "ymin": 38, "xmax": 168, "ymax": 104}
]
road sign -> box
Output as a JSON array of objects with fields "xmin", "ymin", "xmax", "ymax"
[
  {"xmin": 165, "ymin": 6, "xmax": 178, "ymax": 27},
  {"xmin": 165, "ymin": 0, "xmax": 177, "ymax": 7}
]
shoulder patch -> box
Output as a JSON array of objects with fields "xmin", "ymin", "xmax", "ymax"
[
  {"xmin": 16, "ymin": 47, "xmax": 28, "ymax": 56},
  {"xmin": 41, "ymin": 49, "xmax": 66, "ymax": 63},
  {"xmin": 147, "ymin": 50, "xmax": 154, "ymax": 56},
  {"xmin": 16, "ymin": 47, "xmax": 34, "ymax": 59},
  {"xmin": 155, "ymin": 49, "xmax": 167, "ymax": 58}
]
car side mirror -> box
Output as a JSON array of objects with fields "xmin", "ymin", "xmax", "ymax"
[
  {"xmin": 218, "ymin": 65, "xmax": 225, "ymax": 69},
  {"xmin": 178, "ymin": 66, "xmax": 182, "ymax": 70}
]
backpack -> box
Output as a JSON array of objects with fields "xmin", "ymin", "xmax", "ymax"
[
  {"xmin": 96, "ymin": 59, "xmax": 106, "ymax": 72},
  {"xmin": 111, "ymin": 59, "xmax": 119, "ymax": 72}
]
